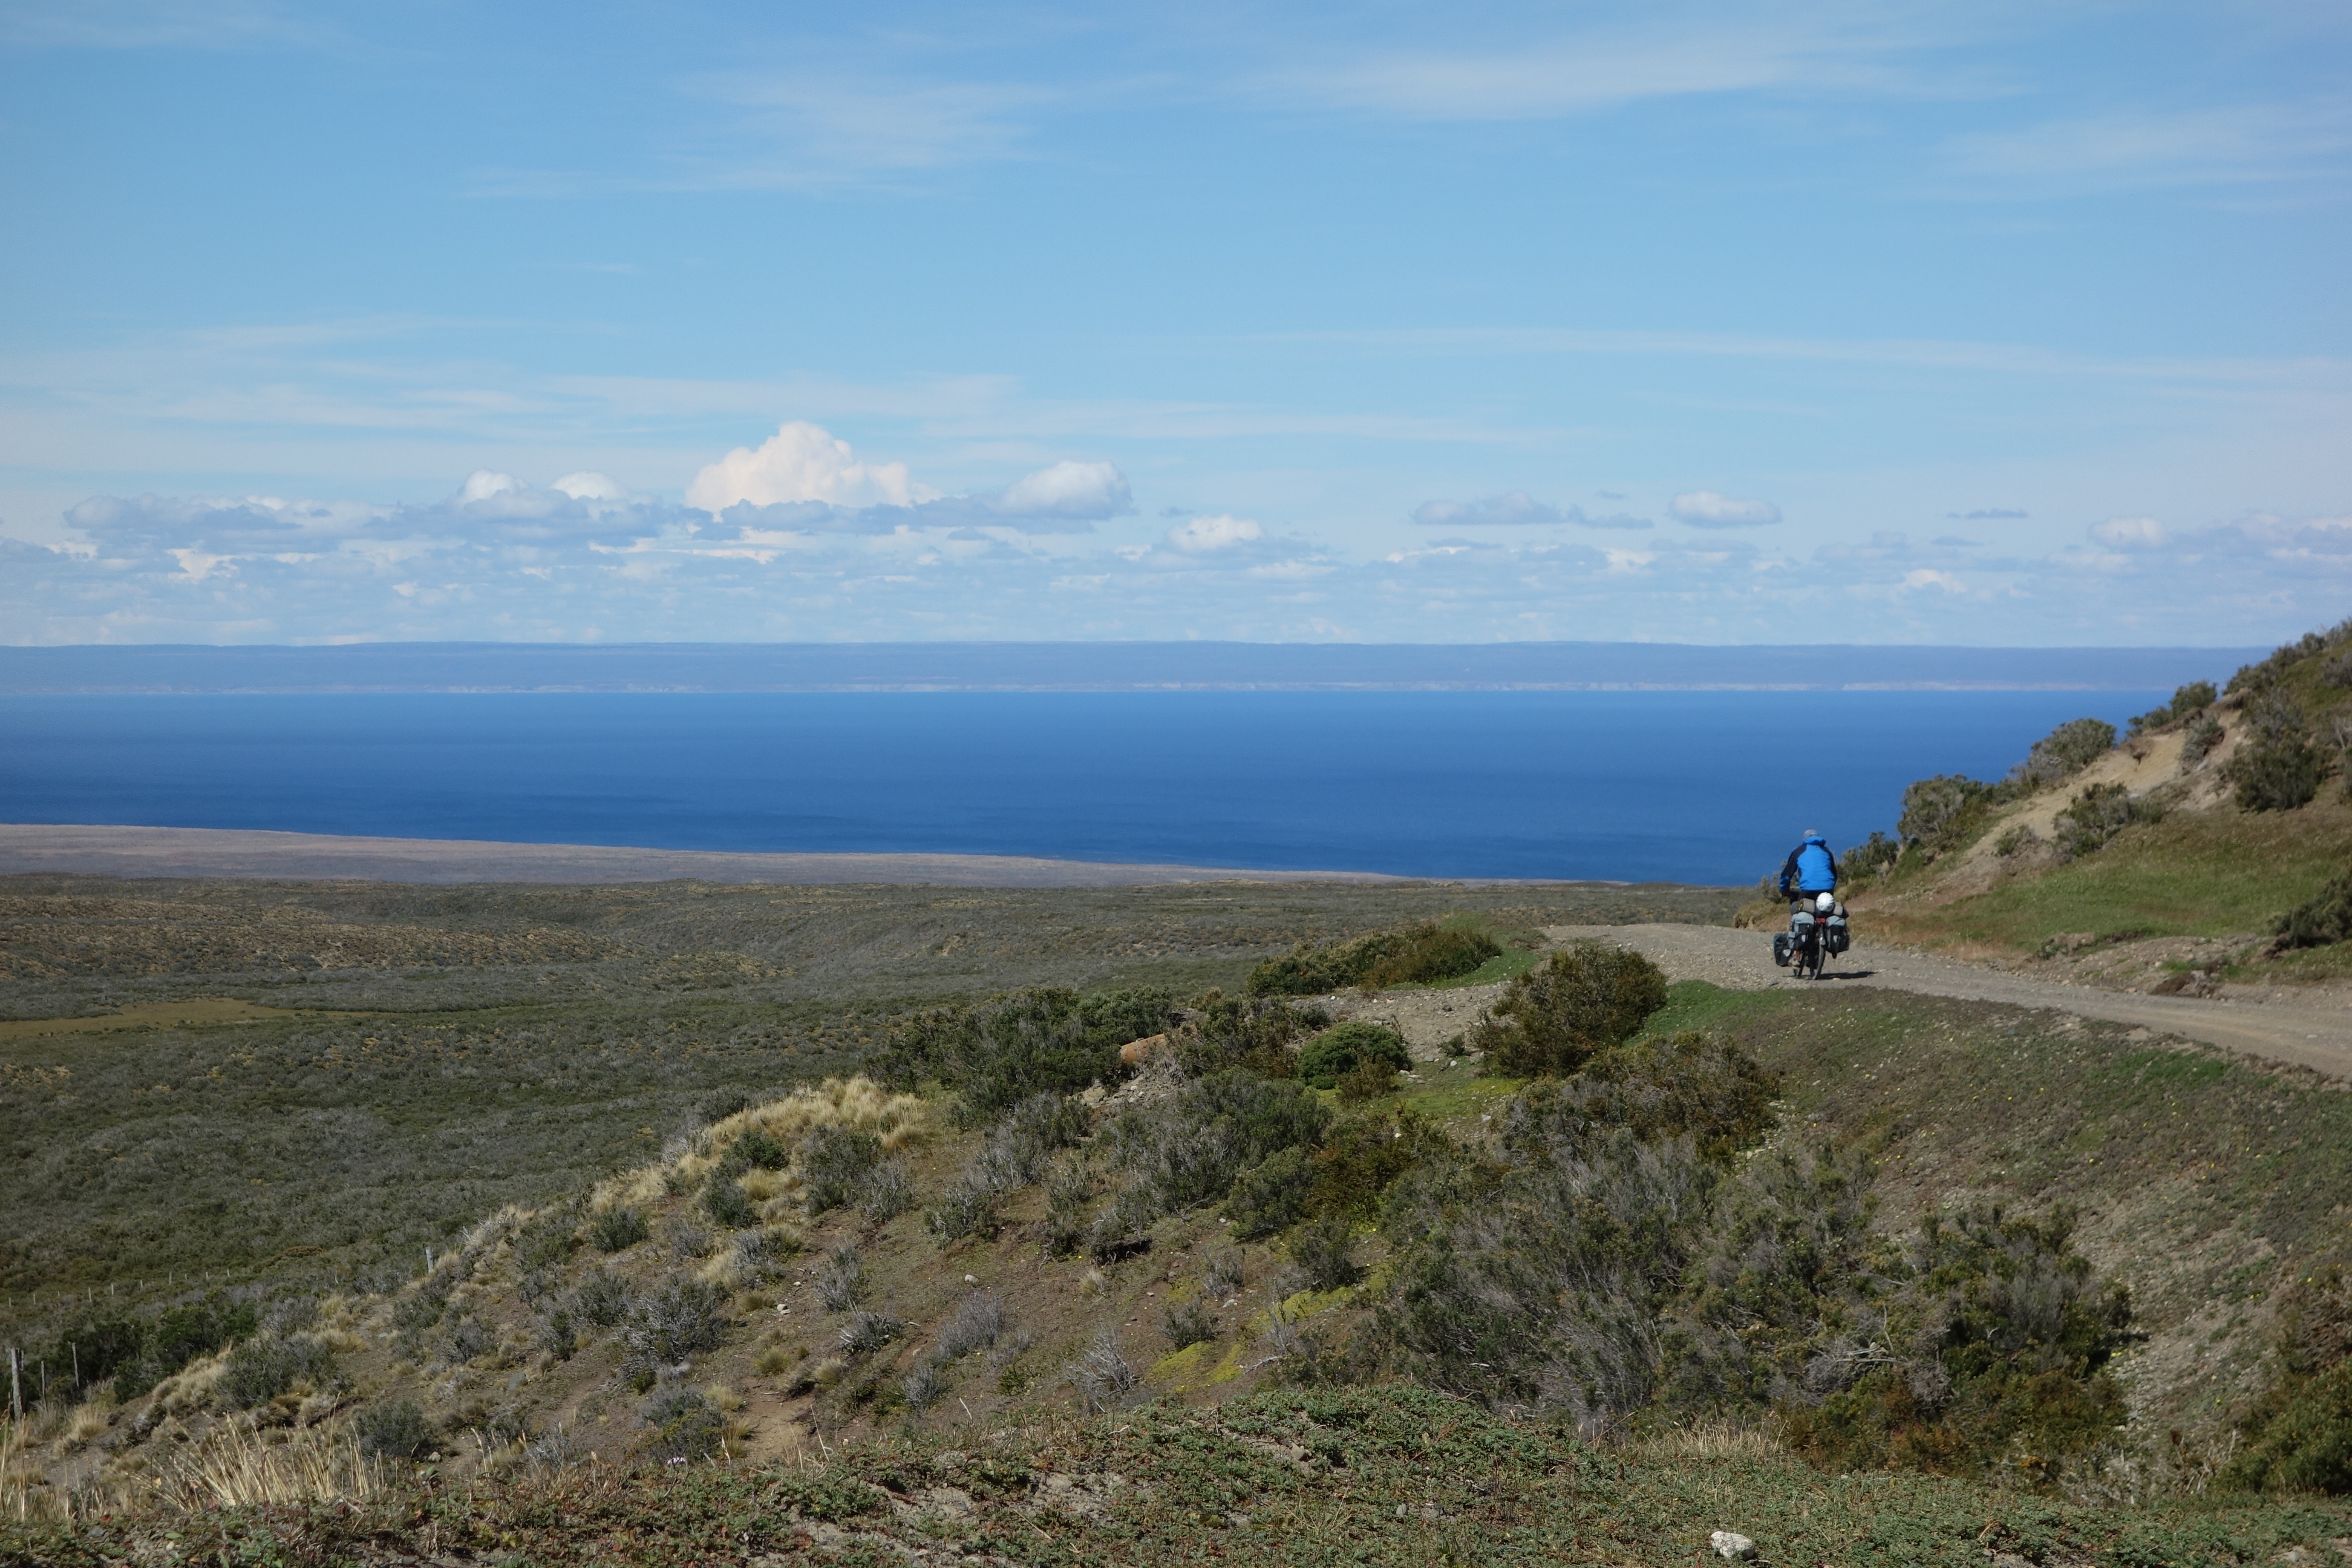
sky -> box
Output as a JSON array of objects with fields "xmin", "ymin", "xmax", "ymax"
[{"xmin": 0, "ymin": 0, "xmax": 2346, "ymax": 647}]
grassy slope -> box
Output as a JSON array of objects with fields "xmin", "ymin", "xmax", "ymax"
[
  {"xmin": 0, "ymin": 877, "xmax": 1741, "ymax": 1337},
  {"xmin": 1872, "ymin": 795, "xmax": 2352, "ymax": 952},
  {"xmin": 11, "ymin": 1388, "xmax": 2350, "ymax": 1568}
]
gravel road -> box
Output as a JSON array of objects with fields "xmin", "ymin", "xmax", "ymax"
[{"xmin": 1544, "ymin": 924, "xmax": 2352, "ymax": 1082}]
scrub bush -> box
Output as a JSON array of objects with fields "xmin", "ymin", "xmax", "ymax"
[
  {"xmin": 622, "ymin": 1277, "xmax": 727, "ymax": 1368},
  {"xmin": 814, "ymin": 1245, "xmax": 865, "ymax": 1312},
  {"xmin": 875, "ymin": 986, "xmax": 1178, "ymax": 1123},
  {"xmin": 2272, "ymin": 872, "xmax": 2352, "ymax": 953},
  {"xmin": 590, "ymin": 1206, "xmax": 649, "ymax": 1253},
  {"xmin": 2182, "ymin": 713, "xmax": 2226, "ymax": 765},
  {"xmin": 218, "ymin": 1334, "xmax": 337, "ymax": 1409},
  {"xmin": 2132, "ymin": 681, "xmax": 2218, "ymax": 733},
  {"xmin": 1174, "ymin": 993, "xmax": 1326, "ymax": 1077},
  {"xmin": 2052, "ymin": 782, "xmax": 2163, "ymax": 860},
  {"xmin": 839, "ymin": 1311, "xmax": 904, "ymax": 1356},
  {"xmin": 2223, "ymin": 1264, "xmax": 2352, "ymax": 1494},
  {"xmin": 641, "ymin": 1384, "xmax": 725, "ymax": 1463},
  {"xmin": 800, "ymin": 1126, "xmax": 883, "ymax": 1214},
  {"xmin": 1226, "ymin": 1146, "xmax": 1313, "ymax": 1239},
  {"xmin": 1287, "ymin": 1215, "xmax": 1364, "ymax": 1292},
  {"xmin": 1160, "ymin": 1298, "xmax": 1219, "ymax": 1349},
  {"xmin": 1473, "ymin": 942, "xmax": 1668, "ymax": 1079},
  {"xmin": 1247, "ymin": 921, "xmax": 1500, "ymax": 996},
  {"xmin": 1298, "ymin": 1022, "xmax": 1410, "ymax": 1089},
  {"xmin": 356, "ymin": 1399, "xmax": 435, "ymax": 1460},
  {"xmin": 1899, "ymin": 774, "xmax": 1995, "ymax": 855},
  {"xmin": 1103, "ymin": 1071, "xmax": 1331, "ymax": 1223},
  {"xmin": 2012, "ymin": 717, "xmax": 2117, "ymax": 788}
]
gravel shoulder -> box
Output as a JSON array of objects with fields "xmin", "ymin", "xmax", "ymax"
[{"xmin": 1544, "ymin": 923, "xmax": 2352, "ymax": 1082}]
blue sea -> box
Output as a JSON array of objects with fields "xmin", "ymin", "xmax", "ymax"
[{"xmin": 0, "ymin": 691, "xmax": 2167, "ymax": 885}]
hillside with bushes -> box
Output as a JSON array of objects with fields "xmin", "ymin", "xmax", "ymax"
[
  {"xmin": 7, "ymin": 916, "xmax": 2350, "ymax": 1561},
  {"xmin": 1829, "ymin": 617, "xmax": 2352, "ymax": 993}
]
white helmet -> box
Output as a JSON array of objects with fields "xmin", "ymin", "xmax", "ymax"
[{"xmin": 1817, "ymin": 892, "xmax": 1836, "ymax": 913}]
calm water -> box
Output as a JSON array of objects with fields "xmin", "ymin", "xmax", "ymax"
[{"xmin": 0, "ymin": 691, "xmax": 2164, "ymax": 884}]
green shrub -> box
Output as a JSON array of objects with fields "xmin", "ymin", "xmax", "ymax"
[
  {"xmin": 859, "ymin": 1157, "xmax": 913, "ymax": 1223},
  {"xmin": 2183, "ymin": 713, "xmax": 2226, "ymax": 764},
  {"xmin": 924, "ymin": 1177, "xmax": 1003, "ymax": 1242},
  {"xmin": 696, "ymin": 1087, "xmax": 752, "ymax": 1125},
  {"xmin": 1843, "ymin": 831, "xmax": 1901, "ymax": 881},
  {"xmin": 1501, "ymin": 1033, "xmax": 1777, "ymax": 1165},
  {"xmin": 1160, "ymin": 1298, "xmax": 1219, "ymax": 1349},
  {"xmin": 1226, "ymin": 1146, "xmax": 1313, "ymax": 1239},
  {"xmin": 814, "ymin": 1245, "xmax": 865, "ymax": 1312},
  {"xmin": 621, "ymin": 1277, "xmax": 727, "ymax": 1368},
  {"xmin": 641, "ymin": 1384, "xmax": 725, "ymax": 1462},
  {"xmin": 839, "ymin": 1311, "xmax": 904, "ymax": 1356},
  {"xmin": 1473, "ymin": 942, "xmax": 1668, "ymax": 1079},
  {"xmin": 2227, "ymin": 733, "xmax": 2327, "ymax": 812},
  {"xmin": 571, "ymin": 1266, "xmax": 629, "ymax": 1328},
  {"xmin": 1299, "ymin": 1022, "xmax": 1411, "ymax": 1089},
  {"xmin": 701, "ymin": 1174, "xmax": 757, "ymax": 1229},
  {"xmin": 875, "ymin": 986, "xmax": 1178, "ymax": 1123},
  {"xmin": 1335, "ymin": 1059, "xmax": 1399, "ymax": 1102},
  {"xmin": 2013, "ymin": 717, "xmax": 2117, "ymax": 788},
  {"xmin": 2222, "ymin": 1263, "xmax": 2352, "ymax": 1494},
  {"xmin": 1287, "ymin": 1215, "xmax": 1364, "ymax": 1292},
  {"xmin": 106, "ymin": 1296, "xmax": 260, "ymax": 1400},
  {"xmin": 767, "ymin": 1472, "xmax": 886, "ymax": 1521},
  {"xmin": 800, "ymin": 1125, "xmax": 883, "ymax": 1214},
  {"xmin": 1308, "ymin": 1108, "xmax": 1439, "ymax": 1221},
  {"xmin": 1105, "ymin": 1071, "xmax": 1331, "ymax": 1221},
  {"xmin": 1900, "ymin": 774, "xmax": 1994, "ymax": 852},
  {"xmin": 2132, "ymin": 681, "xmax": 2217, "ymax": 733},
  {"xmin": 355, "ymin": 1398, "xmax": 435, "ymax": 1459},
  {"xmin": 1174, "ymin": 993, "xmax": 1326, "ymax": 1077},
  {"xmin": 2273, "ymin": 872, "xmax": 2352, "ymax": 952},
  {"xmin": 2051, "ymin": 782, "xmax": 2163, "ymax": 860},
  {"xmin": 1247, "ymin": 921, "xmax": 1500, "ymax": 996},
  {"xmin": 590, "ymin": 1205, "xmax": 649, "ymax": 1253},
  {"xmin": 1993, "ymin": 825, "xmax": 2038, "ymax": 858},
  {"xmin": 219, "ymin": 1334, "xmax": 337, "ymax": 1409}
]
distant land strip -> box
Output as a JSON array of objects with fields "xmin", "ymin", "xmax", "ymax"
[
  {"xmin": 0, "ymin": 824, "xmax": 1448, "ymax": 887},
  {"xmin": 0, "ymin": 641, "xmax": 2262, "ymax": 694}
]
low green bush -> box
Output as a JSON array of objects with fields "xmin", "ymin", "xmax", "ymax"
[
  {"xmin": 2051, "ymin": 782, "xmax": 2163, "ymax": 860},
  {"xmin": 1473, "ymin": 942, "xmax": 1668, "ymax": 1079},
  {"xmin": 641, "ymin": 1384, "xmax": 725, "ymax": 1462},
  {"xmin": 2012, "ymin": 717, "xmax": 2118, "ymax": 788},
  {"xmin": 800, "ymin": 1125, "xmax": 883, "ymax": 1214},
  {"xmin": 590, "ymin": 1205, "xmax": 649, "ymax": 1253},
  {"xmin": 1226, "ymin": 1146, "xmax": 1313, "ymax": 1239},
  {"xmin": 2273, "ymin": 872, "xmax": 2352, "ymax": 952},
  {"xmin": 701, "ymin": 1174, "xmax": 757, "ymax": 1229},
  {"xmin": 2132, "ymin": 681, "xmax": 2217, "ymax": 734},
  {"xmin": 1160, "ymin": 1298, "xmax": 1219, "ymax": 1349},
  {"xmin": 2228, "ymin": 735, "xmax": 2327, "ymax": 812},
  {"xmin": 1174, "ymin": 993, "xmax": 1326, "ymax": 1077},
  {"xmin": 1247, "ymin": 921, "xmax": 1501, "ymax": 996},
  {"xmin": 354, "ymin": 1398, "xmax": 435, "ymax": 1459},
  {"xmin": 2183, "ymin": 712, "xmax": 2226, "ymax": 763},
  {"xmin": 219, "ymin": 1334, "xmax": 338, "ymax": 1409},
  {"xmin": 1104, "ymin": 1071, "xmax": 1331, "ymax": 1223},
  {"xmin": 1287, "ymin": 1215, "xmax": 1364, "ymax": 1292},
  {"xmin": 875, "ymin": 986, "xmax": 1178, "ymax": 1123},
  {"xmin": 1299, "ymin": 1021, "xmax": 1410, "ymax": 1089},
  {"xmin": 2223, "ymin": 1263, "xmax": 2352, "ymax": 1494},
  {"xmin": 621, "ymin": 1278, "xmax": 727, "ymax": 1370}
]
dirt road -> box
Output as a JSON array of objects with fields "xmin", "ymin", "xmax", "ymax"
[{"xmin": 1545, "ymin": 924, "xmax": 2352, "ymax": 1082}]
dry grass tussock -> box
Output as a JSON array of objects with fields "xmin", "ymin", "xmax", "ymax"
[
  {"xmin": 142, "ymin": 1420, "xmax": 384, "ymax": 1512},
  {"xmin": 1627, "ymin": 1419, "xmax": 1787, "ymax": 1462},
  {"xmin": 592, "ymin": 1076, "xmax": 933, "ymax": 1211}
]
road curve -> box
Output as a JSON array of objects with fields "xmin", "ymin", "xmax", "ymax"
[{"xmin": 1544, "ymin": 924, "xmax": 2352, "ymax": 1083}]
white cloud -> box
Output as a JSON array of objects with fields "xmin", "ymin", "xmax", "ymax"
[
  {"xmin": 1166, "ymin": 514, "xmax": 1263, "ymax": 552},
  {"xmin": 1414, "ymin": 491, "xmax": 1652, "ymax": 529},
  {"xmin": 1671, "ymin": 491, "xmax": 1782, "ymax": 528},
  {"xmin": 552, "ymin": 471, "xmax": 627, "ymax": 501},
  {"xmin": 685, "ymin": 422, "xmax": 933, "ymax": 513},
  {"xmin": 458, "ymin": 469, "xmax": 524, "ymax": 503},
  {"xmin": 995, "ymin": 460, "xmax": 1132, "ymax": 521},
  {"xmin": 1899, "ymin": 569, "xmax": 1967, "ymax": 593},
  {"xmin": 2089, "ymin": 516, "xmax": 2168, "ymax": 550}
]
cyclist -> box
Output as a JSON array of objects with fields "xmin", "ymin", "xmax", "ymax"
[{"xmin": 1777, "ymin": 829, "xmax": 1838, "ymax": 910}]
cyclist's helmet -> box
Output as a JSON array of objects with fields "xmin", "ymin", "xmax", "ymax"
[{"xmin": 1817, "ymin": 892, "xmax": 1835, "ymax": 913}]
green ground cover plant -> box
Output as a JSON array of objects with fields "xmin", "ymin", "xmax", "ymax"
[
  {"xmin": 1471, "ymin": 940, "xmax": 1669, "ymax": 1076},
  {"xmin": 1296, "ymin": 1021, "xmax": 1409, "ymax": 1088},
  {"xmin": 1246, "ymin": 920, "xmax": 1503, "ymax": 995}
]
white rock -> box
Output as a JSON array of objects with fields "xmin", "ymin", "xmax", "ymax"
[{"xmin": 1710, "ymin": 1530, "xmax": 1759, "ymax": 1560}]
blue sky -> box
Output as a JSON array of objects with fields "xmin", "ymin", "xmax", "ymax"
[{"xmin": 1, "ymin": 0, "xmax": 2345, "ymax": 646}]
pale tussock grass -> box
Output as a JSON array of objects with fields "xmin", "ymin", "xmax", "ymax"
[
  {"xmin": 142, "ymin": 1420, "xmax": 384, "ymax": 1512},
  {"xmin": 592, "ymin": 1076, "xmax": 933, "ymax": 1212}
]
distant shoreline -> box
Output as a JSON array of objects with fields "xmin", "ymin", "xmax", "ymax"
[
  {"xmin": 0, "ymin": 639, "xmax": 2255, "ymax": 694},
  {"xmin": 0, "ymin": 823, "xmax": 1605, "ymax": 888}
]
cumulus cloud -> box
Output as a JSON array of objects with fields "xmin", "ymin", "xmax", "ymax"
[
  {"xmin": 685, "ymin": 421, "xmax": 933, "ymax": 512},
  {"xmin": 2089, "ymin": 516, "xmax": 2168, "ymax": 550},
  {"xmin": 552, "ymin": 471, "xmax": 627, "ymax": 501},
  {"xmin": 1413, "ymin": 491, "xmax": 1651, "ymax": 529},
  {"xmin": 995, "ymin": 459, "xmax": 1132, "ymax": 522},
  {"xmin": 1670, "ymin": 491, "xmax": 1782, "ymax": 528},
  {"xmin": 1167, "ymin": 514, "xmax": 1263, "ymax": 552}
]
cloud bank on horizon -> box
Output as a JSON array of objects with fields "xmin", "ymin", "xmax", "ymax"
[{"xmin": 0, "ymin": 1, "xmax": 2345, "ymax": 646}]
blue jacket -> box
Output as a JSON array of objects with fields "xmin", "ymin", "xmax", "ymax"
[{"xmin": 1779, "ymin": 835, "xmax": 1838, "ymax": 897}]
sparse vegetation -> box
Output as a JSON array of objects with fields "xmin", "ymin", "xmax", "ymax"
[
  {"xmin": 2052, "ymin": 781, "xmax": 2164, "ymax": 860},
  {"xmin": 2273, "ymin": 872, "xmax": 2352, "ymax": 954},
  {"xmin": 1248, "ymin": 920, "xmax": 1504, "ymax": 995}
]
